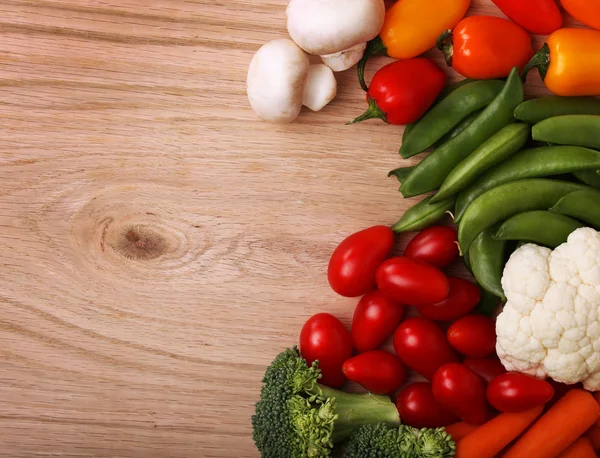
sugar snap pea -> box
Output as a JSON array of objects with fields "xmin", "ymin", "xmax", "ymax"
[
  {"xmin": 493, "ymin": 211, "xmax": 584, "ymax": 249},
  {"xmin": 391, "ymin": 196, "xmax": 454, "ymax": 233},
  {"xmin": 458, "ymin": 179, "xmax": 588, "ymax": 254},
  {"xmin": 434, "ymin": 109, "xmax": 483, "ymax": 148},
  {"xmin": 454, "ymin": 146, "xmax": 600, "ymax": 223},
  {"xmin": 388, "ymin": 166, "xmax": 416, "ymax": 185},
  {"xmin": 574, "ymin": 169, "xmax": 600, "ymax": 189},
  {"xmin": 532, "ymin": 115, "xmax": 600, "ymax": 149},
  {"xmin": 469, "ymin": 226, "xmax": 506, "ymax": 301},
  {"xmin": 432, "ymin": 123, "xmax": 530, "ymax": 203},
  {"xmin": 400, "ymin": 67, "xmax": 524, "ymax": 198},
  {"xmin": 550, "ymin": 189, "xmax": 600, "ymax": 229},
  {"xmin": 515, "ymin": 96, "xmax": 600, "ymax": 124},
  {"xmin": 400, "ymin": 80, "xmax": 505, "ymax": 158}
]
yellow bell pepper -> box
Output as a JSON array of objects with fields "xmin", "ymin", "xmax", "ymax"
[
  {"xmin": 358, "ymin": 0, "xmax": 470, "ymax": 91},
  {"xmin": 523, "ymin": 28, "xmax": 600, "ymax": 96}
]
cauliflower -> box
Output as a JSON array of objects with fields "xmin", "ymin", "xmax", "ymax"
[{"xmin": 496, "ymin": 227, "xmax": 600, "ymax": 391}]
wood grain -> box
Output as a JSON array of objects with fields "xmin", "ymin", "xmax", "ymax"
[{"xmin": 0, "ymin": 1, "xmax": 578, "ymax": 456}]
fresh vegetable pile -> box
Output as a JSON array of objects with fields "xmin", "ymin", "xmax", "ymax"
[{"xmin": 248, "ymin": 0, "xmax": 600, "ymax": 457}]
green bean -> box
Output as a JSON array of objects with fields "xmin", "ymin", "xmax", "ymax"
[
  {"xmin": 469, "ymin": 226, "xmax": 506, "ymax": 301},
  {"xmin": 493, "ymin": 211, "xmax": 584, "ymax": 249},
  {"xmin": 532, "ymin": 115, "xmax": 600, "ymax": 149},
  {"xmin": 574, "ymin": 169, "xmax": 600, "ymax": 189},
  {"xmin": 458, "ymin": 179, "xmax": 587, "ymax": 254},
  {"xmin": 391, "ymin": 196, "xmax": 455, "ymax": 233},
  {"xmin": 400, "ymin": 80, "xmax": 505, "ymax": 158},
  {"xmin": 475, "ymin": 289, "xmax": 501, "ymax": 316},
  {"xmin": 515, "ymin": 96, "xmax": 600, "ymax": 124},
  {"xmin": 434, "ymin": 110, "xmax": 483, "ymax": 148},
  {"xmin": 454, "ymin": 146, "xmax": 600, "ymax": 223},
  {"xmin": 400, "ymin": 67, "xmax": 524, "ymax": 198},
  {"xmin": 550, "ymin": 189, "xmax": 600, "ymax": 230},
  {"xmin": 388, "ymin": 166, "xmax": 416, "ymax": 185},
  {"xmin": 432, "ymin": 123, "xmax": 530, "ymax": 203}
]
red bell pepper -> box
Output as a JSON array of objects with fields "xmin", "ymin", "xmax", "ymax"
[
  {"xmin": 348, "ymin": 58, "xmax": 446, "ymax": 125},
  {"xmin": 492, "ymin": 0, "xmax": 562, "ymax": 35}
]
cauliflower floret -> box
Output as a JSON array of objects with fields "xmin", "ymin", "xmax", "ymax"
[{"xmin": 496, "ymin": 227, "xmax": 600, "ymax": 391}]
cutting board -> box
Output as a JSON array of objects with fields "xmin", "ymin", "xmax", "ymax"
[{"xmin": 0, "ymin": 1, "xmax": 579, "ymax": 457}]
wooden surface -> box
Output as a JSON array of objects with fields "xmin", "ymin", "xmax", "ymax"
[{"xmin": 0, "ymin": 1, "xmax": 573, "ymax": 457}]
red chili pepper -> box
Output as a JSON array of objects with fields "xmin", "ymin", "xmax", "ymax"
[
  {"xmin": 348, "ymin": 58, "xmax": 446, "ymax": 125},
  {"xmin": 437, "ymin": 16, "xmax": 534, "ymax": 80},
  {"xmin": 492, "ymin": 0, "xmax": 562, "ymax": 35}
]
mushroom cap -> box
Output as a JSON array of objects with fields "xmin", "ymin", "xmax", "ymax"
[
  {"xmin": 246, "ymin": 39, "xmax": 309, "ymax": 124},
  {"xmin": 287, "ymin": 0, "xmax": 385, "ymax": 56}
]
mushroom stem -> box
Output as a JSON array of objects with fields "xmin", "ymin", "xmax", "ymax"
[
  {"xmin": 321, "ymin": 43, "xmax": 367, "ymax": 72},
  {"xmin": 302, "ymin": 64, "xmax": 338, "ymax": 112}
]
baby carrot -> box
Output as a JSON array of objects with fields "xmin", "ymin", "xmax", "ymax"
[
  {"xmin": 455, "ymin": 406, "xmax": 543, "ymax": 458},
  {"xmin": 557, "ymin": 437, "xmax": 596, "ymax": 458},
  {"xmin": 445, "ymin": 421, "xmax": 479, "ymax": 442},
  {"xmin": 584, "ymin": 423, "xmax": 600, "ymax": 451},
  {"xmin": 504, "ymin": 389, "xmax": 600, "ymax": 458}
]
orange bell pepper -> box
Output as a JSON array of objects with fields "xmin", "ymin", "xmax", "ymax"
[
  {"xmin": 523, "ymin": 28, "xmax": 600, "ymax": 96},
  {"xmin": 357, "ymin": 0, "xmax": 470, "ymax": 91},
  {"xmin": 560, "ymin": 0, "xmax": 600, "ymax": 31}
]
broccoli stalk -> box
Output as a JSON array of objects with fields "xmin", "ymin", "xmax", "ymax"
[{"xmin": 252, "ymin": 347, "xmax": 400, "ymax": 457}]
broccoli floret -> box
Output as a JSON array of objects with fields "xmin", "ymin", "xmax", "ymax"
[
  {"xmin": 252, "ymin": 347, "xmax": 401, "ymax": 457},
  {"xmin": 344, "ymin": 423, "xmax": 456, "ymax": 458}
]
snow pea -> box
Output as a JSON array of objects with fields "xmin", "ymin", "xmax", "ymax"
[
  {"xmin": 469, "ymin": 226, "xmax": 506, "ymax": 301},
  {"xmin": 458, "ymin": 179, "xmax": 587, "ymax": 254},
  {"xmin": 388, "ymin": 166, "xmax": 416, "ymax": 185},
  {"xmin": 454, "ymin": 146, "xmax": 600, "ymax": 223},
  {"xmin": 475, "ymin": 289, "xmax": 501, "ymax": 316},
  {"xmin": 532, "ymin": 115, "xmax": 600, "ymax": 149},
  {"xmin": 391, "ymin": 195, "xmax": 455, "ymax": 233},
  {"xmin": 432, "ymin": 123, "xmax": 530, "ymax": 203},
  {"xmin": 514, "ymin": 96, "xmax": 600, "ymax": 124},
  {"xmin": 400, "ymin": 67, "xmax": 523, "ymax": 198},
  {"xmin": 550, "ymin": 189, "xmax": 600, "ymax": 230},
  {"xmin": 400, "ymin": 80, "xmax": 505, "ymax": 158},
  {"xmin": 574, "ymin": 169, "xmax": 600, "ymax": 189},
  {"xmin": 493, "ymin": 211, "xmax": 584, "ymax": 249},
  {"xmin": 434, "ymin": 109, "xmax": 482, "ymax": 148}
]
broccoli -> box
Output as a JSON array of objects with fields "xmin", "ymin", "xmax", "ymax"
[
  {"xmin": 252, "ymin": 347, "xmax": 401, "ymax": 457},
  {"xmin": 344, "ymin": 423, "xmax": 456, "ymax": 458}
]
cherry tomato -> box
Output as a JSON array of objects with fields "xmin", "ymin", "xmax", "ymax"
[
  {"xmin": 416, "ymin": 277, "xmax": 481, "ymax": 321},
  {"xmin": 376, "ymin": 257, "xmax": 449, "ymax": 306},
  {"xmin": 300, "ymin": 313, "xmax": 352, "ymax": 388},
  {"xmin": 328, "ymin": 226, "xmax": 394, "ymax": 298},
  {"xmin": 351, "ymin": 290, "xmax": 404, "ymax": 352},
  {"xmin": 433, "ymin": 363, "xmax": 489, "ymax": 425},
  {"xmin": 404, "ymin": 226, "xmax": 459, "ymax": 268},
  {"xmin": 342, "ymin": 350, "xmax": 406, "ymax": 394},
  {"xmin": 447, "ymin": 315, "xmax": 496, "ymax": 358},
  {"xmin": 463, "ymin": 357, "xmax": 507, "ymax": 384},
  {"xmin": 487, "ymin": 373, "xmax": 555, "ymax": 413},
  {"xmin": 396, "ymin": 382, "xmax": 459, "ymax": 428},
  {"xmin": 393, "ymin": 317, "xmax": 458, "ymax": 381}
]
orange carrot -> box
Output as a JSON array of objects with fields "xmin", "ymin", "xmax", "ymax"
[
  {"xmin": 557, "ymin": 437, "xmax": 596, "ymax": 458},
  {"xmin": 504, "ymin": 389, "xmax": 600, "ymax": 458},
  {"xmin": 455, "ymin": 406, "xmax": 543, "ymax": 458},
  {"xmin": 445, "ymin": 422, "xmax": 479, "ymax": 442},
  {"xmin": 585, "ymin": 423, "xmax": 600, "ymax": 451}
]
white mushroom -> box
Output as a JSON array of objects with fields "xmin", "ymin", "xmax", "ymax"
[
  {"xmin": 286, "ymin": 0, "xmax": 386, "ymax": 72},
  {"xmin": 246, "ymin": 39, "xmax": 337, "ymax": 124}
]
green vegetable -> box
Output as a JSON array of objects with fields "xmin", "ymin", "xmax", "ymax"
[
  {"xmin": 400, "ymin": 67, "xmax": 523, "ymax": 198},
  {"xmin": 514, "ymin": 96, "xmax": 600, "ymax": 124},
  {"xmin": 550, "ymin": 189, "xmax": 600, "ymax": 230},
  {"xmin": 475, "ymin": 289, "xmax": 501, "ymax": 316},
  {"xmin": 344, "ymin": 423, "xmax": 456, "ymax": 458},
  {"xmin": 454, "ymin": 146, "xmax": 600, "ymax": 223},
  {"xmin": 458, "ymin": 179, "xmax": 587, "ymax": 254},
  {"xmin": 388, "ymin": 166, "xmax": 416, "ymax": 185},
  {"xmin": 573, "ymin": 169, "xmax": 600, "ymax": 189},
  {"xmin": 252, "ymin": 347, "xmax": 400, "ymax": 458},
  {"xmin": 493, "ymin": 211, "xmax": 584, "ymax": 249},
  {"xmin": 400, "ymin": 80, "xmax": 505, "ymax": 158},
  {"xmin": 432, "ymin": 123, "xmax": 530, "ymax": 203},
  {"xmin": 434, "ymin": 109, "xmax": 483, "ymax": 148},
  {"xmin": 391, "ymin": 196, "xmax": 455, "ymax": 233},
  {"xmin": 532, "ymin": 115, "xmax": 600, "ymax": 149},
  {"xmin": 469, "ymin": 226, "xmax": 506, "ymax": 301}
]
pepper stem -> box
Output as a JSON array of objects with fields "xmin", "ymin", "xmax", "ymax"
[
  {"xmin": 436, "ymin": 29, "xmax": 454, "ymax": 67},
  {"xmin": 346, "ymin": 97, "xmax": 387, "ymax": 125},
  {"xmin": 521, "ymin": 43, "xmax": 550, "ymax": 82},
  {"xmin": 357, "ymin": 36, "xmax": 388, "ymax": 92}
]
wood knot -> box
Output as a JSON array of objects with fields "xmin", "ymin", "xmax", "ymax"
[{"xmin": 110, "ymin": 225, "xmax": 168, "ymax": 261}]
